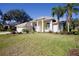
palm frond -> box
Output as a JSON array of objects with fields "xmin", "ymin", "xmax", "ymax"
[
  {"xmin": 51, "ymin": 6, "xmax": 65, "ymax": 20},
  {"xmin": 73, "ymin": 8, "xmax": 79, "ymax": 15}
]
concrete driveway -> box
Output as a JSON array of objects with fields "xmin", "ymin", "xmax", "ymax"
[{"xmin": 0, "ymin": 32, "xmax": 11, "ymax": 34}]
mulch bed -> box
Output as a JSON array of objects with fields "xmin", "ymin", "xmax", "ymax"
[{"xmin": 68, "ymin": 48, "xmax": 79, "ymax": 56}]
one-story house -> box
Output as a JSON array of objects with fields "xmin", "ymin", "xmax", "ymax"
[
  {"xmin": 15, "ymin": 22, "xmax": 32, "ymax": 33},
  {"xmin": 16, "ymin": 16, "xmax": 65, "ymax": 33}
]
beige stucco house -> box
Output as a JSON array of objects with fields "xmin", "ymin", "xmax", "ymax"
[{"xmin": 16, "ymin": 16, "xmax": 64, "ymax": 33}]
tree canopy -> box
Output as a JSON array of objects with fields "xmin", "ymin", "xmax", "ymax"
[
  {"xmin": 2, "ymin": 9, "xmax": 33, "ymax": 24},
  {"xmin": 52, "ymin": 6, "xmax": 65, "ymax": 21}
]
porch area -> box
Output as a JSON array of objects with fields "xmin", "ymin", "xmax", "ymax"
[{"xmin": 31, "ymin": 18, "xmax": 60, "ymax": 32}]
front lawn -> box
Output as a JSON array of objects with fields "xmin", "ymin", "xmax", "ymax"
[{"xmin": 0, "ymin": 33, "xmax": 79, "ymax": 56}]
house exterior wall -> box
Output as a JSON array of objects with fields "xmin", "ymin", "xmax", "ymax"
[
  {"xmin": 35, "ymin": 21, "xmax": 41, "ymax": 32},
  {"xmin": 33, "ymin": 20, "xmax": 60, "ymax": 32},
  {"xmin": 16, "ymin": 28, "xmax": 24, "ymax": 33},
  {"xmin": 16, "ymin": 24, "xmax": 60, "ymax": 33},
  {"xmin": 49, "ymin": 20, "xmax": 53, "ymax": 31},
  {"xmin": 35, "ymin": 25, "xmax": 41, "ymax": 32},
  {"xmin": 16, "ymin": 22, "xmax": 32, "ymax": 33},
  {"xmin": 60, "ymin": 24, "xmax": 64, "ymax": 32},
  {"xmin": 16, "ymin": 17, "xmax": 64, "ymax": 33}
]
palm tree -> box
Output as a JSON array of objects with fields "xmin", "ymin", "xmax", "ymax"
[
  {"xmin": 64, "ymin": 3, "xmax": 79, "ymax": 32},
  {"xmin": 0, "ymin": 10, "xmax": 2, "ymax": 16},
  {"xmin": 0, "ymin": 10, "xmax": 3, "ymax": 24},
  {"xmin": 52, "ymin": 6, "xmax": 65, "ymax": 32}
]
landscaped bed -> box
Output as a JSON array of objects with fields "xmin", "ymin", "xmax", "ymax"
[{"xmin": 0, "ymin": 33, "xmax": 79, "ymax": 56}]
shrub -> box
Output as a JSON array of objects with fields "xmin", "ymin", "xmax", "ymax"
[
  {"xmin": 60, "ymin": 31, "xmax": 72, "ymax": 35},
  {"xmin": 11, "ymin": 31, "xmax": 17, "ymax": 34},
  {"xmin": 17, "ymin": 32, "xmax": 23, "ymax": 34},
  {"xmin": 74, "ymin": 31, "xmax": 79, "ymax": 35},
  {"xmin": 0, "ymin": 25, "xmax": 3, "ymax": 31},
  {"xmin": 22, "ymin": 29, "xmax": 29, "ymax": 33},
  {"xmin": 49, "ymin": 31, "xmax": 52, "ymax": 33},
  {"xmin": 71, "ymin": 29, "xmax": 79, "ymax": 35},
  {"xmin": 60, "ymin": 32, "xmax": 64, "ymax": 34}
]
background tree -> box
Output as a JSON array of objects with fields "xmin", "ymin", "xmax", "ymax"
[
  {"xmin": 2, "ymin": 9, "xmax": 32, "ymax": 25},
  {"xmin": 2, "ymin": 14, "xmax": 11, "ymax": 24},
  {"xmin": 0, "ymin": 10, "xmax": 3, "ymax": 31},
  {"xmin": 0, "ymin": 10, "xmax": 3, "ymax": 16},
  {"xmin": 0, "ymin": 10, "xmax": 3, "ymax": 24},
  {"xmin": 72, "ymin": 18, "xmax": 79, "ymax": 29}
]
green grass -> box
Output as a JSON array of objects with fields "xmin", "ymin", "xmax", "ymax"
[{"xmin": 0, "ymin": 33, "xmax": 79, "ymax": 56}]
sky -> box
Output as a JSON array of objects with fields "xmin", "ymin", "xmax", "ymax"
[{"xmin": 0, "ymin": 3, "xmax": 79, "ymax": 20}]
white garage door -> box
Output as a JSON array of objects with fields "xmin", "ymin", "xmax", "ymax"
[{"xmin": 53, "ymin": 25, "xmax": 60, "ymax": 32}]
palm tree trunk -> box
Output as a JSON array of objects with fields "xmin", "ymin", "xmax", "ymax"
[
  {"xmin": 67, "ymin": 22, "xmax": 70, "ymax": 32},
  {"xmin": 67, "ymin": 15, "xmax": 72, "ymax": 32},
  {"xmin": 57, "ymin": 18, "xmax": 60, "ymax": 32}
]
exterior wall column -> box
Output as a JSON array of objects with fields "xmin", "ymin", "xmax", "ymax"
[
  {"xmin": 36, "ymin": 21, "xmax": 39, "ymax": 32},
  {"xmin": 31, "ymin": 22, "xmax": 33, "ymax": 26},
  {"xmin": 37, "ymin": 21, "xmax": 39, "ymax": 27},
  {"xmin": 50, "ymin": 20, "xmax": 53, "ymax": 31},
  {"xmin": 42, "ymin": 20, "xmax": 44, "ymax": 32}
]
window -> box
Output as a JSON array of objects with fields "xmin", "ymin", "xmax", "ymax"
[
  {"xmin": 52, "ymin": 20, "xmax": 56, "ymax": 22},
  {"xmin": 47, "ymin": 23, "xmax": 50, "ymax": 28}
]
